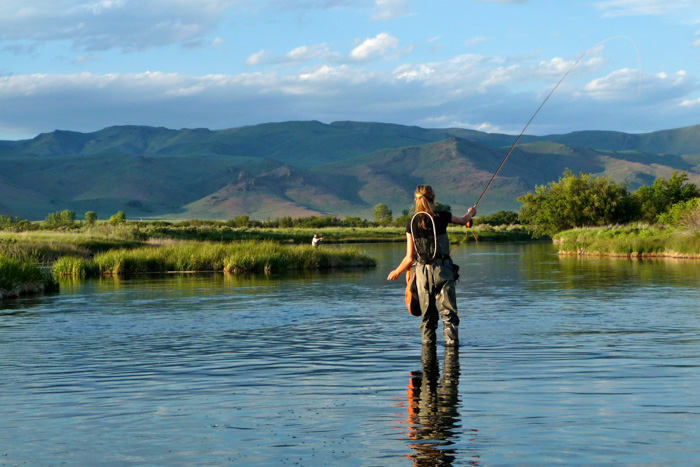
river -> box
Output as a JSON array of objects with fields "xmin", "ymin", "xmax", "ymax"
[{"xmin": 1, "ymin": 242, "xmax": 700, "ymax": 465}]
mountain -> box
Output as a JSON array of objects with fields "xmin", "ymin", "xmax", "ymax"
[{"xmin": 1, "ymin": 121, "xmax": 698, "ymax": 220}]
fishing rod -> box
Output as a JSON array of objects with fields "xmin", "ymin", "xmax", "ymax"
[
  {"xmin": 474, "ymin": 35, "xmax": 641, "ymax": 209},
  {"xmin": 456, "ymin": 36, "xmax": 641, "ymax": 247}
]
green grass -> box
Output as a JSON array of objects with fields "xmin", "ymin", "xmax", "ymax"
[
  {"xmin": 554, "ymin": 224, "xmax": 700, "ymax": 257},
  {"xmin": 2, "ymin": 222, "xmax": 534, "ymax": 266},
  {"xmin": 53, "ymin": 241, "xmax": 377, "ymax": 277},
  {"xmin": 0, "ymin": 229, "xmax": 146, "ymax": 264},
  {"xmin": 0, "ymin": 255, "xmax": 59, "ymax": 299}
]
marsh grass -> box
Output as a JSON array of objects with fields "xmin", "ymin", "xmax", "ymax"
[
  {"xmin": 53, "ymin": 241, "xmax": 376, "ymax": 277},
  {"xmin": 0, "ymin": 255, "xmax": 59, "ymax": 299},
  {"xmin": 0, "ymin": 231, "xmax": 145, "ymax": 264},
  {"xmin": 555, "ymin": 224, "xmax": 700, "ymax": 257}
]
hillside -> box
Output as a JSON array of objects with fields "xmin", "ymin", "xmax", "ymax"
[{"xmin": 0, "ymin": 121, "xmax": 698, "ymax": 220}]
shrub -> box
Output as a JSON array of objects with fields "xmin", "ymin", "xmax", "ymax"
[
  {"xmin": 109, "ymin": 211, "xmax": 126, "ymax": 225},
  {"xmin": 518, "ymin": 170, "xmax": 636, "ymax": 238},
  {"xmin": 85, "ymin": 211, "xmax": 98, "ymax": 225},
  {"xmin": 632, "ymin": 171, "xmax": 699, "ymax": 223}
]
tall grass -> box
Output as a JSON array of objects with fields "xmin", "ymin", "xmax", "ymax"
[
  {"xmin": 555, "ymin": 224, "xmax": 700, "ymax": 257},
  {"xmin": 0, "ymin": 230, "xmax": 144, "ymax": 264},
  {"xmin": 0, "ymin": 255, "xmax": 59, "ymax": 299},
  {"xmin": 53, "ymin": 241, "xmax": 376, "ymax": 277}
]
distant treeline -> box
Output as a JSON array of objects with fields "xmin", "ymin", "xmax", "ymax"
[{"xmin": 0, "ymin": 208, "xmax": 521, "ymax": 232}]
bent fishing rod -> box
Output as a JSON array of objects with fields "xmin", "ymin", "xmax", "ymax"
[
  {"xmin": 473, "ymin": 36, "xmax": 641, "ymax": 210},
  {"xmin": 455, "ymin": 36, "xmax": 641, "ymax": 247}
]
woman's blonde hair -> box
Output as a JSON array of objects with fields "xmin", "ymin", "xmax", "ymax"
[{"xmin": 414, "ymin": 185, "xmax": 436, "ymax": 228}]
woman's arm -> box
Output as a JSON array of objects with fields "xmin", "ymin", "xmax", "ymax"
[
  {"xmin": 451, "ymin": 205, "xmax": 477, "ymax": 225},
  {"xmin": 387, "ymin": 233, "xmax": 415, "ymax": 281}
]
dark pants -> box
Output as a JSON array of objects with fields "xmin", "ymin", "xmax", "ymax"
[{"xmin": 415, "ymin": 260, "xmax": 459, "ymax": 345}]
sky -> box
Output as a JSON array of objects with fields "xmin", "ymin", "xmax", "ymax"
[{"xmin": 0, "ymin": 0, "xmax": 699, "ymax": 140}]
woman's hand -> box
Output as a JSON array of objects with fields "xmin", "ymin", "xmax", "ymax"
[
  {"xmin": 464, "ymin": 205, "xmax": 477, "ymax": 222},
  {"xmin": 387, "ymin": 269, "xmax": 401, "ymax": 281}
]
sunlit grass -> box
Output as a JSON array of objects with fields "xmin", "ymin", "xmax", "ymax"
[
  {"xmin": 554, "ymin": 224, "xmax": 700, "ymax": 257},
  {"xmin": 53, "ymin": 241, "xmax": 376, "ymax": 277}
]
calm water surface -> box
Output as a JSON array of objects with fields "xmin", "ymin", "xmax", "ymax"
[{"xmin": 2, "ymin": 243, "xmax": 700, "ymax": 466}]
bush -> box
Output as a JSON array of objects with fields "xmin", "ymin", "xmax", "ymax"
[
  {"xmin": 632, "ymin": 171, "xmax": 699, "ymax": 223},
  {"xmin": 109, "ymin": 211, "xmax": 126, "ymax": 225},
  {"xmin": 518, "ymin": 170, "xmax": 636, "ymax": 238},
  {"xmin": 476, "ymin": 210, "xmax": 519, "ymax": 226},
  {"xmin": 85, "ymin": 211, "xmax": 98, "ymax": 225}
]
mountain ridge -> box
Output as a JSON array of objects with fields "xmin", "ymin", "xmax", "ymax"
[{"xmin": 1, "ymin": 121, "xmax": 698, "ymax": 220}]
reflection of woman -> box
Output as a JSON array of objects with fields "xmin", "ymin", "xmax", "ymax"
[
  {"xmin": 387, "ymin": 185, "xmax": 476, "ymax": 346},
  {"xmin": 406, "ymin": 345, "xmax": 466, "ymax": 465}
]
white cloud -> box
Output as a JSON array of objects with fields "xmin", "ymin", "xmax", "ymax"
[
  {"xmin": 371, "ymin": 0, "xmax": 410, "ymax": 20},
  {"xmin": 246, "ymin": 44, "xmax": 338, "ymax": 66},
  {"xmin": 285, "ymin": 44, "xmax": 337, "ymax": 62},
  {"xmin": 0, "ymin": 0, "xmax": 238, "ymax": 51},
  {"xmin": 0, "ymin": 48, "xmax": 697, "ymax": 140},
  {"xmin": 246, "ymin": 50, "xmax": 271, "ymax": 66},
  {"xmin": 582, "ymin": 69, "xmax": 692, "ymax": 101},
  {"xmin": 595, "ymin": 0, "xmax": 700, "ymax": 17},
  {"xmin": 349, "ymin": 33, "xmax": 401, "ymax": 61},
  {"xmin": 680, "ymin": 97, "xmax": 700, "ymax": 106}
]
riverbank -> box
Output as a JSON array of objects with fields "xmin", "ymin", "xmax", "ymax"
[
  {"xmin": 52, "ymin": 240, "xmax": 377, "ymax": 277},
  {"xmin": 554, "ymin": 224, "xmax": 700, "ymax": 258},
  {"xmin": 1, "ymin": 223, "xmax": 533, "ymax": 264},
  {"xmin": 0, "ymin": 256, "xmax": 59, "ymax": 299}
]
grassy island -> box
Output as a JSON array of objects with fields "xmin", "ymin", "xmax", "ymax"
[
  {"xmin": 554, "ymin": 225, "xmax": 700, "ymax": 258},
  {"xmin": 0, "ymin": 256, "xmax": 59, "ymax": 299},
  {"xmin": 52, "ymin": 240, "xmax": 376, "ymax": 277}
]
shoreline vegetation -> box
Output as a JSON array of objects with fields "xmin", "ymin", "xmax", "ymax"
[
  {"xmin": 0, "ymin": 256, "xmax": 58, "ymax": 300},
  {"xmin": 0, "ymin": 219, "xmax": 528, "ymax": 298},
  {"xmin": 554, "ymin": 224, "xmax": 700, "ymax": 259},
  {"xmin": 52, "ymin": 241, "xmax": 377, "ymax": 277},
  {"xmin": 0, "ymin": 221, "xmax": 533, "ymax": 265}
]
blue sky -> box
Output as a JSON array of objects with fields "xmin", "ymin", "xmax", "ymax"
[{"xmin": 0, "ymin": 0, "xmax": 698, "ymax": 140}]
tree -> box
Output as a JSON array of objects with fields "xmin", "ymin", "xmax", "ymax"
[
  {"xmin": 476, "ymin": 210, "xmax": 519, "ymax": 226},
  {"xmin": 373, "ymin": 203, "xmax": 393, "ymax": 225},
  {"xmin": 85, "ymin": 211, "xmax": 98, "ymax": 225},
  {"xmin": 632, "ymin": 171, "xmax": 699, "ymax": 223},
  {"xmin": 435, "ymin": 201, "xmax": 452, "ymax": 213},
  {"xmin": 109, "ymin": 211, "xmax": 126, "ymax": 225},
  {"xmin": 44, "ymin": 210, "xmax": 76, "ymax": 228},
  {"xmin": 518, "ymin": 170, "xmax": 635, "ymax": 238}
]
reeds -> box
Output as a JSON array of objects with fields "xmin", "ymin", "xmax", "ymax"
[
  {"xmin": 555, "ymin": 224, "xmax": 700, "ymax": 257},
  {"xmin": 53, "ymin": 241, "xmax": 376, "ymax": 277},
  {"xmin": 0, "ymin": 255, "xmax": 59, "ymax": 299}
]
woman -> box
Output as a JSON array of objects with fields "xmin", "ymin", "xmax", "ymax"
[{"xmin": 387, "ymin": 185, "xmax": 476, "ymax": 346}]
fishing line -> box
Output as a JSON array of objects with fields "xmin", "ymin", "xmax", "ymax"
[
  {"xmin": 474, "ymin": 35, "xmax": 642, "ymax": 208},
  {"xmin": 453, "ymin": 36, "xmax": 641, "ymax": 253}
]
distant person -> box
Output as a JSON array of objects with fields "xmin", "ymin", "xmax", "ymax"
[
  {"xmin": 387, "ymin": 185, "xmax": 476, "ymax": 346},
  {"xmin": 312, "ymin": 234, "xmax": 324, "ymax": 247}
]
